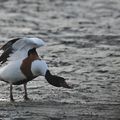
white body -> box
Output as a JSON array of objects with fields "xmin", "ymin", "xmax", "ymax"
[{"xmin": 0, "ymin": 60, "xmax": 48, "ymax": 84}]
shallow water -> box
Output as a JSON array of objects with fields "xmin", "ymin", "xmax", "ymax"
[{"xmin": 0, "ymin": 0, "xmax": 120, "ymax": 120}]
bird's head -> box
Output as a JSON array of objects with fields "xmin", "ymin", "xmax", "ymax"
[{"xmin": 45, "ymin": 70, "xmax": 72, "ymax": 89}]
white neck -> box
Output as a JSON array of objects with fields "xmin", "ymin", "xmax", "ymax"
[{"xmin": 31, "ymin": 60, "xmax": 48, "ymax": 76}]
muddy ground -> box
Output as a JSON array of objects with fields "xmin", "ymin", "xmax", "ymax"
[{"xmin": 0, "ymin": 0, "xmax": 120, "ymax": 120}]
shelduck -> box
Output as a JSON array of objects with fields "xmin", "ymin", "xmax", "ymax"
[{"xmin": 0, "ymin": 37, "xmax": 71, "ymax": 101}]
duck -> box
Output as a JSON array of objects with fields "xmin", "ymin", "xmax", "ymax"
[{"xmin": 0, "ymin": 37, "xmax": 71, "ymax": 102}]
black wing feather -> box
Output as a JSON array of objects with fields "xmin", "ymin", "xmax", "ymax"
[{"xmin": 0, "ymin": 38, "xmax": 20, "ymax": 64}]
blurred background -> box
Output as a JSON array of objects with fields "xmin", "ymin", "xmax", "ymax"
[{"xmin": 0, "ymin": 0, "xmax": 120, "ymax": 120}]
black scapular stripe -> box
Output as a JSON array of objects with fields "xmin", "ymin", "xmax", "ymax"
[{"xmin": 0, "ymin": 38, "xmax": 20, "ymax": 64}]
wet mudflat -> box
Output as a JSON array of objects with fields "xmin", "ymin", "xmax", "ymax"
[{"xmin": 0, "ymin": 0, "xmax": 120, "ymax": 120}]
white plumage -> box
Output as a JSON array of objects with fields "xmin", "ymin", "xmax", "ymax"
[
  {"xmin": 31, "ymin": 60, "xmax": 48, "ymax": 76},
  {"xmin": 8, "ymin": 37, "xmax": 45, "ymax": 61},
  {"xmin": 0, "ymin": 60, "xmax": 26, "ymax": 83},
  {"xmin": 12, "ymin": 37, "xmax": 45, "ymax": 50},
  {"xmin": 0, "ymin": 37, "xmax": 71, "ymax": 101},
  {"xmin": 0, "ymin": 37, "xmax": 47, "ymax": 82}
]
